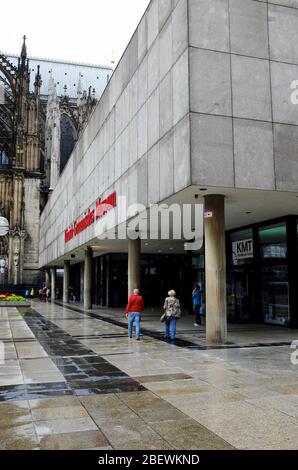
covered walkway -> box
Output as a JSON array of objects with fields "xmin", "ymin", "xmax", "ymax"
[{"xmin": 56, "ymin": 300, "xmax": 297, "ymax": 349}]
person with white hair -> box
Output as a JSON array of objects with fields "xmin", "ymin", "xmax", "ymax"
[
  {"xmin": 163, "ymin": 290, "xmax": 181, "ymax": 341},
  {"xmin": 125, "ymin": 288, "xmax": 144, "ymax": 340}
]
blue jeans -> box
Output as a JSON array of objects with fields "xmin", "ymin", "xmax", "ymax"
[
  {"xmin": 128, "ymin": 312, "xmax": 141, "ymax": 338},
  {"xmin": 165, "ymin": 317, "xmax": 177, "ymax": 339}
]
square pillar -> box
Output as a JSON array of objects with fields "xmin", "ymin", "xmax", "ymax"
[
  {"xmin": 84, "ymin": 247, "xmax": 93, "ymax": 310},
  {"xmin": 204, "ymin": 195, "xmax": 227, "ymax": 343},
  {"xmin": 63, "ymin": 260, "xmax": 70, "ymax": 303},
  {"xmin": 50, "ymin": 267, "xmax": 56, "ymax": 302},
  {"xmin": 128, "ymin": 238, "xmax": 141, "ymax": 297},
  {"xmin": 45, "ymin": 269, "xmax": 50, "ymax": 288}
]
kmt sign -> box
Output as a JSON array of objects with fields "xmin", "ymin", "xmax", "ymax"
[
  {"xmin": 64, "ymin": 192, "xmax": 116, "ymax": 243},
  {"xmin": 232, "ymin": 238, "xmax": 253, "ymax": 263}
]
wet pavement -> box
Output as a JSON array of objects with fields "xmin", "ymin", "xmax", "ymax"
[{"xmin": 0, "ymin": 302, "xmax": 298, "ymax": 449}]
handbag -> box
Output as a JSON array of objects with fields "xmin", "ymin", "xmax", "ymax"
[{"xmin": 160, "ymin": 312, "xmax": 166, "ymax": 323}]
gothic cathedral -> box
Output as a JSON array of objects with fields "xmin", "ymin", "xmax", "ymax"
[{"xmin": 0, "ymin": 37, "xmax": 97, "ymax": 290}]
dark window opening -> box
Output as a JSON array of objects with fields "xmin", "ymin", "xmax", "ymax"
[{"xmin": 60, "ymin": 115, "xmax": 76, "ymax": 173}]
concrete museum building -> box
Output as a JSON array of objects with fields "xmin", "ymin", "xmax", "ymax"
[{"xmin": 39, "ymin": 0, "xmax": 298, "ymax": 343}]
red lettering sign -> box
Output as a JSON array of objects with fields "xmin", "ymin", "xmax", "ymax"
[
  {"xmin": 96, "ymin": 191, "xmax": 117, "ymax": 220},
  {"xmin": 64, "ymin": 192, "xmax": 116, "ymax": 243},
  {"xmin": 64, "ymin": 226, "xmax": 75, "ymax": 243}
]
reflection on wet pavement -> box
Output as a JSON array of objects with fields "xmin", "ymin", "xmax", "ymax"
[{"xmin": 0, "ymin": 302, "xmax": 298, "ymax": 449}]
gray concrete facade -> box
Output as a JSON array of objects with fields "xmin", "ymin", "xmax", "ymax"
[
  {"xmin": 40, "ymin": 0, "xmax": 298, "ymax": 268},
  {"xmin": 188, "ymin": 0, "xmax": 298, "ymax": 192},
  {"xmin": 40, "ymin": 0, "xmax": 190, "ymax": 266}
]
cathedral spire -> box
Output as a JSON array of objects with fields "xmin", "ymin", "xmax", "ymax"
[
  {"xmin": 21, "ymin": 35, "xmax": 27, "ymax": 61},
  {"xmin": 19, "ymin": 35, "xmax": 28, "ymax": 72},
  {"xmin": 34, "ymin": 65, "xmax": 42, "ymax": 95}
]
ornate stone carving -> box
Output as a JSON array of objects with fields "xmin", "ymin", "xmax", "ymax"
[
  {"xmin": 13, "ymin": 247, "xmax": 20, "ymax": 267},
  {"xmin": 8, "ymin": 227, "xmax": 27, "ymax": 238}
]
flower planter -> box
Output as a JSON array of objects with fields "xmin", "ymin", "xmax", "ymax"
[{"xmin": 0, "ymin": 301, "xmax": 30, "ymax": 307}]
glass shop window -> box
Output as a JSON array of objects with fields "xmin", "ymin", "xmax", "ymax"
[
  {"xmin": 261, "ymin": 265, "xmax": 289, "ymax": 326},
  {"xmin": 258, "ymin": 223, "xmax": 287, "ymax": 259}
]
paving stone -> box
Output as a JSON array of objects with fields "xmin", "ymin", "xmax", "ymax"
[
  {"xmin": 39, "ymin": 430, "xmax": 110, "ymax": 450},
  {"xmin": 1, "ymin": 302, "xmax": 298, "ymax": 450},
  {"xmin": 34, "ymin": 416, "xmax": 99, "ymax": 437}
]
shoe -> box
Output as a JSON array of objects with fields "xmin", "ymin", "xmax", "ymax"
[
  {"xmin": 194, "ymin": 323, "xmax": 200, "ymax": 326},
  {"xmin": 170, "ymin": 337, "xmax": 175, "ymax": 341},
  {"xmin": 129, "ymin": 336, "xmax": 132, "ymax": 338},
  {"xmin": 136, "ymin": 337, "xmax": 140, "ymax": 340}
]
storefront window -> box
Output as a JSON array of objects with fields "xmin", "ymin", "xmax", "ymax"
[
  {"xmin": 192, "ymin": 254, "xmax": 204, "ymax": 269},
  {"xmin": 261, "ymin": 265, "xmax": 289, "ymax": 326},
  {"xmin": 259, "ymin": 222, "xmax": 289, "ymax": 326},
  {"xmin": 259, "ymin": 223, "xmax": 287, "ymax": 259}
]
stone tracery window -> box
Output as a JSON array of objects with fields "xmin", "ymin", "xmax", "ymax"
[
  {"xmin": 60, "ymin": 114, "xmax": 77, "ymax": 174},
  {"xmin": 0, "ymin": 147, "xmax": 10, "ymax": 165}
]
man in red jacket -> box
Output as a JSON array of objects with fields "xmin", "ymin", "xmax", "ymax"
[{"xmin": 126, "ymin": 288, "xmax": 144, "ymax": 340}]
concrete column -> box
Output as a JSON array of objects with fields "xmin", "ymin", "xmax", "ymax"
[
  {"xmin": 63, "ymin": 260, "xmax": 70, "ymax": 303},
  {"xmin": 204, "ymin": 195, "xmax": 227, "ymax": 344},
  {"xmin": 84, "ymin": 247, "xmax": 93, "ymax": 310},
  {"xmin": 45, "ymin": 269, "xmax": 50, "ymax": 288},
  {"xmin": 80, "ymin": 263, "xmax": 84, "ymax": 303},
  {"xmin": 106, "ymin": 255, "xmax": 110, "ymax": 307},
  {"xmin": 100, "ymin": 257, "xmax": 104, "ymax": 306},
  {"xmin": 50, "ymin": 267, "xmax": 56, "ymax": 302},
  {"xmin": 128, "ymin": 238, "xmax": 141, "ymax": 297}
]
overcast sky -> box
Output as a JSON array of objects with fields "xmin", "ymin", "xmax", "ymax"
[{"xmin": 0, "ymin": 0, "xmax": 150, "ymax": 66}]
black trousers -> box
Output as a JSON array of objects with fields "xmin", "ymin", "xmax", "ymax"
[{"xmin": 194, "ymin": 305, "xmax": 201, "ymax": 325}]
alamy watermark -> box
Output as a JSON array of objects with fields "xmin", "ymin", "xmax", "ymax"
[
  {"xmin": 290, "ymin": 81, "xmax": 298, "ymax": 104},
  {"xmin": 93, "ymin": 198, "xmax": 204, "ymax": 251}
]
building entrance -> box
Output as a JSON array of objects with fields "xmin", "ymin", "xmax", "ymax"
[
  {"xmin": 93, "ymin": 253, "xmax": 194, "ymax": 310},
  {"xmin": 227, "ymin": 270, "xmax": 255, "ymax": 323}
]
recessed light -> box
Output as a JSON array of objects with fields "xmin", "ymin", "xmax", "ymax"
[{"xmin": 169, "ymin": 247, "xmax": 174, "ymax": 250}]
